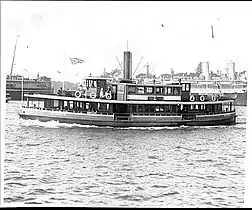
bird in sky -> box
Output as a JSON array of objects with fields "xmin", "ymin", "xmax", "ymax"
[{"xmin": 161, "ymin": 24, "xmax": 164, "ymax": 27}]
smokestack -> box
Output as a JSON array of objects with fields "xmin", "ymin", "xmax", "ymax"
[
  {"xmin": 146, "ymin": 64, "xmax": 150, "ymax": 78},
  {"xmin": 123, "ymin": 51, "xmax": 132, "ymax": 81}
]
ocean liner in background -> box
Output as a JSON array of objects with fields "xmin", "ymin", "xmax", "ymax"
[
  {"xmin": 6, "ymin": 35, "xmax": 53, "ymax": 101},
  {"xmin": 6, "ymin": 73, "xmax": 53, "ymax": 100}
]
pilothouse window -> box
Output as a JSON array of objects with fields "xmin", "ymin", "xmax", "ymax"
[
  {"xmin": 91, "ymin": 80, "xmax": 97, "ymax": 88},
  {"xmin": 173, "ymin": 87, "xmax": 180, "ymax": 95},
  {"xmin": 146, "ymin": 87, "xmax": 154, "ymax": 94},
  {"xmin": 182, "ymin": 84, "xmax": 186, "ymax": 91},
  {"xmin": 69, "ymin": 101, "xmax": 73, "ymax": 109},
  {"xmin": 137, "ymin": 87, "xmax": 145, "ymax": 94},
  {"xmin": 156, "ymin": 87, "xmax": 163, "ymax": 94},
  {"xmin": 186, "ymin": 84, "xmax": 190, "ymax": 91},
  {"xmin": 128, "ymin": 86, "xmax": 136, "ymax": 94},
  {"xmin": 167, "ymin": 87, "xmax": 172, "ymax": 95}
]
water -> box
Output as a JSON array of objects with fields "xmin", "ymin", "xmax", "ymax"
[{"xmin": 4, "ymin": 101, "xmax": 247, "ymax": 207}]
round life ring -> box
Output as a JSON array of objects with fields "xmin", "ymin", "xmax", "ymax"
[
  {"xmin": 75, "ymin": 91, "xmax": 81, "ymax": 98},
  {"xmin": 211, "ymin": 95, "xmax": 217, "ymax": 101},
  {"xmin": 189, "ymin": 95, "xmax": 195, "ymax": 102},
  {"xmin": 90, "ymin": 92, "xmax": 96, "ymax": 99},
  {"xmin": 200, "ymin": 95, "xmax": 205, "ymax": 102},
  {"xmin": 105, "ymin": 92, "xmax": 112, "ymax": 100}
]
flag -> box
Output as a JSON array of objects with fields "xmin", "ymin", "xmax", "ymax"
[{"xmin": 70, "ymin": 57, "xmax": 85, "ymax": 65}]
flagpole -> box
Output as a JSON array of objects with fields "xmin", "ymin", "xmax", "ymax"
[
  {"xmin": 63, "ymin": 52, "xmax": 66, "ymax": 90},
  {"xmin": 21, "ymin": 73, "xmax": 24, "ymax": 102}
]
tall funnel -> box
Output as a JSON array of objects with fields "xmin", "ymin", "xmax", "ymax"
[{"xmin": 123, "ymin": 51, "xmax": 132, "ymax": 81}]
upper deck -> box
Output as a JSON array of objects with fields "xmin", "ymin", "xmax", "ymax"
[{"xmin": 72, "ymin": 76, "xmax": 192, "ymax": 102}]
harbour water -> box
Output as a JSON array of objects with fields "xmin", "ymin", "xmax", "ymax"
[{"xmin": 4, "ymin": 101, "xmax": 246, "ymax": 207}]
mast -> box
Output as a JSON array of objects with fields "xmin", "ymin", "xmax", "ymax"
[{"xmin": 10, "ymin": 35, "xmax": 19, "ymax": 76}]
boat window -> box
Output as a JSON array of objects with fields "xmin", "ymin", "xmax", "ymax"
[
  {"xmin": 182, "ymin": 84, "xmax": 186, "ymax": 91},
  {"xmin": 107, "ymin": 104, "xmax": 110, "ymax": 110},
  {"xmin": 166, "ymin": 105, "xmax": 171, "ymax": 112},
  {"xmin": 164, "ymin": 87, "xmax": 167, "ymax": 95},
  {"xmin": 173, "ymin": 87, "xmax": 180, "ymax": 95},
  {"xmin": 112, "ymin": 85, "xmax": 117, "ymax": 94},
  {"xmin": 86, "ymin": 103, "xmax": 89, "ymax": 110},
  {"xmin": 144, "ymin": 105, "xmax": 150, "ymax": 112},
  {"xmin": 138, "ymin": 105, "xmax": 144, "ymax": 112},
  {"xmin": 91, "ymin": 80, "xmax": 97, "ymax": 88},
  {"xmin": 132, "ymin": 105, "xmax": 137, "ymax": 112},
  {"xmin": 83, "ymin": 80, "xmax": 86, "ymax": 87},
  {"xmin": 146, "ymin": 87, "xmax": 154, "ymax": 94},
  {"xmin": 195, "ymin": 105, "xmax": 198, "ymax": 110},
  {"xmin": 156, "ymin": 87, "xmax": 163, "ymax": 94},
  {"xmin": 69, "ymin": 101, "xmax": 73, "ymax": 109},
  {"xmin": 54, "ymin": 100, "xmax": 59, "ymax": 107},
  {"xmin": 128, "ymin": 86, "xmax": 136, "ymax": 94},
  {"xmin": 171, "ymin": 105, "xmax": 178, "ymax": 112},
  {"xmin": 166, "ymin": 87, "xmax": 172, "ymax": 95},
  {"xmin": 186, "ymin": 84, "xmax": 190, "ymax": 91},
  {"xmin": 150, "ymin": 105, "xmax": 155, "ymax": 112},
  {"xmin": 160, "ymin": 105, "xmax": 164, "ymax": 112},
  {"xmin": 137, "ymin": 87, "xmax": 145, "ymax": 94}
]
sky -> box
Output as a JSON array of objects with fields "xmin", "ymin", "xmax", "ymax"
[{"xmin": 1, "ymin": 1, "xmax": 252, "ymax": 83}]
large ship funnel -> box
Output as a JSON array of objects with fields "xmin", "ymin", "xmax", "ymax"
[{"xmin": 123, "ymin": 51, "xmax": 132, "ymax": 81}]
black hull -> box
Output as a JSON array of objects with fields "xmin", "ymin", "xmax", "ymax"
[{"xmin": 19, "ymin": 113, "xmax": 236, "ymax": 128}]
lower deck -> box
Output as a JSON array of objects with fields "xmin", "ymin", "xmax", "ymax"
[
  {"xmin": 18, "ymin": 96, "xmax": 236, "ymax": 127},
  {"xmin": 19, "ymin": 105, "xmax": 236, "ymax": 127}
]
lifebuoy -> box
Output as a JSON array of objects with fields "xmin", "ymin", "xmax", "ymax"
[
  {"xmin": 75, "ymin": 91, "xmax": 81, "ymax": 98},
  {"xmin": 90, "ymin": 92, "xmax": 96, "ymax": 99},
  {"xmin": 189, "ymin": 95, "xmax": 195, "ymax": 102},
  {"xmin": 105, "ymin": 92, "xmax": 112, "ymax": 100},
  {"xmin": 200, "ymin": 95, "xmax": 205, "ymax": 102},
  {"xmin": 211, "ymin": 95, "xmax": 217, "ymax": 101}
]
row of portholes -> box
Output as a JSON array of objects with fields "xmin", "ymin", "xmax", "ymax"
[
  {"xmin": 74, "ymin": 91, "xmax": 112, "ymax": 100},
  {"xmin": 189, "ymin": 94, "xmax": 217, "ymax": 102}
]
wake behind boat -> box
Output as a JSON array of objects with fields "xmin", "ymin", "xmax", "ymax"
[{"xmin": 18, "ymin": 51, "xmax": 237, "ymax": 127}]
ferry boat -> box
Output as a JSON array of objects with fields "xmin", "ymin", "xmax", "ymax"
[{"xmin": 18, "ymin": 51, "xmax": 237, "ymax": 127}]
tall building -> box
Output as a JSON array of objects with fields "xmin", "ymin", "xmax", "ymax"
[
  {"xmin": 171, "ymin": 68, "xmax": 174, "ymax": 76},
  {"xmin": 202, "ymin": 61, "xmax": 210, "ymax": 80},
  {"xmin": 226, "ymin": 60, "xmax": 236, "ymax": 80}
]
